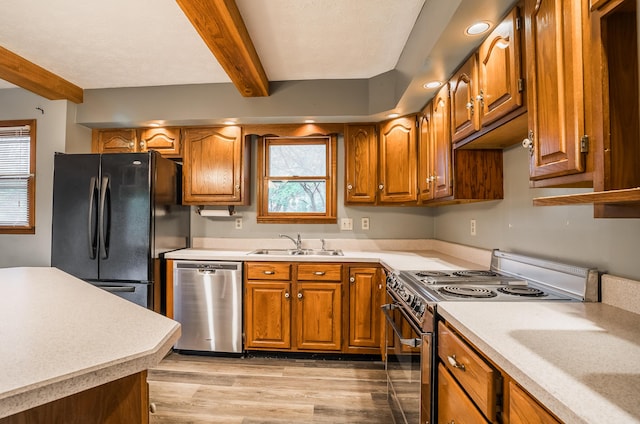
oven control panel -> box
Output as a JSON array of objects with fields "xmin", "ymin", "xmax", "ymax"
[{"xmin": 386, "ymin": 272, "xmax": 427, "ymax": 322}]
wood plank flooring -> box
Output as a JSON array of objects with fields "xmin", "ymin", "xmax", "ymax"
[{"xmin": 148, "ymin": 352, "xmax": 394, "ymax": 424}]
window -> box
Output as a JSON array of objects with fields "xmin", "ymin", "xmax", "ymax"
[
  {"xmin": 0, "ymin": 120, "xmax": 36, "ymax": 234},
  {"xmin": 257, "ymin": 136, "xmax": 337, "ymax": 223}
]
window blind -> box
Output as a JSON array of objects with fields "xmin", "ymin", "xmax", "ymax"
[{"xmin": 0, "ymin": 125, "xmax": 32, "ymax": 226}]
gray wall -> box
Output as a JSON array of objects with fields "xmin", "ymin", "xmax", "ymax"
[
  {"xmin": 434, "ymin": 146, "xmax": 640, "ymax": 280},
  {"xmin": 0, "ymin": 89, "xmax": 68, "ymax": 267}
]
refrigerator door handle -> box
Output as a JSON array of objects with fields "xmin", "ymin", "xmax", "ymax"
[
  {"xmin": 88, "ymin": 176, "xmax": 98, "ymax": 259},
  {"xmin": 98, "ymin": 176, "xmax": 111, "ymax": 259}
]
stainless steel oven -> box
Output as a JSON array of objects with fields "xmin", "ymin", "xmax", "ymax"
[{"xmin": 383, "ymin": 276, "xmax": 435, "ymax": 424}]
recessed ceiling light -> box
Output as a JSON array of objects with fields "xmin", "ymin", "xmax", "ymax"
[
  {"xmin": 423, "ymin": 81, "xmax": 442, "ymax": 89},
  {"xmin": 466, "ymin": 21, "xmax": 491, "ymax": 36},
  {"xmin": 223, "ymin": 120, "xmax": 237, "ymax": 125},
  {"xmin": 387, "ymin": 113, "xmax": 400, "ymax": 119},
  {"xmin": 149, "ymin": 123, "xmax": 161, "ymax": 127},
  {"xmin": 304, "ymin": 119, "xmax": 316, "ymax": 123}
]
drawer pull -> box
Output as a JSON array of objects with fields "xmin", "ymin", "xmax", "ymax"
[
  {"xmin": 313, "ymin": 271, "xmax": 326, "ymax": 276},
  {"xmin": 263, "ymin": 270, "xmax": 275, "ymax": 275},
  {"xmin": 447, "ymin": 354, "xmax": 466, "ymax": 371}
]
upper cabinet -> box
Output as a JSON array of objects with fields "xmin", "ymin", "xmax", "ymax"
[
  {"xmin": 344, "ymin": 124, "xmax": 378, "ymax": 204},
  {"xmin": 92, "ymin": 127, "xmax": 182, "ymax": 158},
  {"xmin": 344, "ymin": 117, "xmax": 418, "ymax": 206},
  {"xmin": 182, "ymin": 126, "xmax": 250, "ymax": 205},
  {"xmin": 453, "ymin": 7, "xmax": 527, "ymax": 149},
  {"xmin": 378, "ymin": 116, "xmax": 418, "ymax": 203},
  {"xmin": 524, "ymin": 0, "xmax": 592, "ymax": 185},
  {"xmin": 431, "ymin": 85, "xmax": 454, "ymax": 200}
]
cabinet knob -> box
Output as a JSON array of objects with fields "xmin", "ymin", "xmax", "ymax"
[
  {"xmin": 284, "ymin": 292, "xmax": 290, "ymax": 299},
  {"xmin": 235, "ymin": 184, "xmax": 240, "ymax": 191},
  {"xmin": 522, "ymin": 130, "xmax": 534, "ymax": 156},
  {"xmin": 378, "ymin": 183, "xmax": 384, "ymax": 190},
  {"xmin": 297, "ymin": 292, "xmax": 303, "ymax": 299},
  {"xmin": 347, "ymin": 184, "xmax": 353, "ymax": 190},
  {"xmin": 476, "ymin": 90, "xmax": 485, "ymax": 107},
  {"xmin": 447, "ymin": 354, "xmax": 466, "ymax": 371},
  {"xmin": 349, "ymin": 277, "xmax": 355, "ymax": 283},
  {"xmin": 139, "ymin": 141, "xmax": 145, "ymax": 149},
  {"xmin": 465, "ymin": 101, "xmax": 474, "ymax": 115},
  {"xmin": 128, "ymin": 142, "xmax": 134, "ymax": 148}
]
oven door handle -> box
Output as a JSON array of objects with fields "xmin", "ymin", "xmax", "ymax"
[{"xmin": 382, "ymin": 303, "xmax": 423, "ymax": 348}]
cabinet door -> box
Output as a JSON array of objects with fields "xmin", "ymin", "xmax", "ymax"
[
  {"xmin": 431, "ymin": 85, "xmax": 453, "ymax": 199},
  {"xmin": 139, "ymin": 127, "xmax": 181, "ymax": 157},
  {"xmin": 245, "ymin": 281, "xmax": 291, "ymax": 349},
  {"xmin": 182, "ymin": 126, "xmax": 247, "ymax": 204},
  {"xmin": 418, "ymin": 104, "xmax": 435, "ymax": 203},
  {"xmin": 92, "ymin": 129, "xmax": 138, "ymax": 153},
  {"xmin": 509, "ymin": 381, "xmax": 561, "ymax": 424},
  {"xmin": 348, "ymin": 267, "xmax": 380, "ymax": 348},
  {"xmin": 438, "ymin": 364, "xmax": 491, "ymax": 424},
  {"xmin": 450, "ymin": 54, "xmax": 480, "ymax": 142},
  {"xmin": 295, "ymin": 282, "xmax": 342, "ymax": 351},
  {"xmin": 478, "ymin": 7, "xmax": 524, "ymax": 127},
  {"xmin": 524, "ymin": 0, "xmax": 587, "ymax": 180},
  {"xmin": 345, "ymin": 124, "xmax": 377, "ymax": 204},
  {"xmin": 378, "ymin": 116, "xmax": 418, "ymax": 203}
]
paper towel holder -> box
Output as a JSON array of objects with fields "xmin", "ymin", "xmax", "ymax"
[{"xmin": 196, "ymin": 205, "xmax": 237, "ymax": 217}]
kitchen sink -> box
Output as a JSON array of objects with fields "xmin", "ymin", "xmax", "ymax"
[{"xmin": 248, "ymin": 248, "xmax": 344, "ymax": 256}]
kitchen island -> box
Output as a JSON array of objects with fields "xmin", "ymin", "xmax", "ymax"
[
  {"xmin": 437, "ymin": 302, "xmax": 640, "ymax": 424},
  {"xmin": 0, "ymin": 267, "xmax": 180, "ymax": 423}
]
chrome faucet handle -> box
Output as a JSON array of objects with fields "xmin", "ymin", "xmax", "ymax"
[{"xmin": 320, "ymin": 239, "xmax": 326, "ymax": 251}]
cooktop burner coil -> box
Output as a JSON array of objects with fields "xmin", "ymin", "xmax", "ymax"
[
  {"xmin": 438, "ymin": 286, "xmax": 498, "ymax": 298},
  {"xmin": 415, "ymin": 271, "xmax": 451, "ymax": 278},
  {"xmin": 497, "ymin": 286, "xmax": 548, "ymax": 297}
]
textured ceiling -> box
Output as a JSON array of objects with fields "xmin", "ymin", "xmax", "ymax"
[{"xmin": 0, "ymin": 0, "xmax": 425, "ymax": 90}]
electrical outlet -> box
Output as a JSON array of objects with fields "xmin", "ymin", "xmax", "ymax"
[
  {"xmin": 470, "ymin": 219, "xmax": 476, "ymax": 236},
  {"xmin": 235, "ymin": 218, "xmax": 243, "ymax": 230},
  {"xmin": 340, "ymin": 218, "xmax": 353, "ymax": 231},
  {"xmin": 361, "ymin": 217, "xmax": 370, "ymax": 230}
]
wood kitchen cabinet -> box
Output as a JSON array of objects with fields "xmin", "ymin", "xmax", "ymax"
[
  {"xmin": 346, "ymin": 266, "xmax": 382, "ymax": 353},
  {"xmin": 244, "ymin": 262, "xmax": 342, "ymax": 352},
  {"xmin": 92, "ymin": 127, "xmax": 182, "ymax": 158},
  {"xmin": 378, "ymin": 115, "xmax": 418, "ymax": 203},
  {"xmin": 450, "ymin": 54, "xmax": 480, "ymax": 143},
  {"xmin": 523, "ymin": 0, "xmax": 592, "ymax": 186},
  {"xmin": 344, "ymin": 124, "xmax": 378, "ymax": 204},
  {"xmin": 508, "ymin": 380, "xmax": 562, "ymax": 424},
  {"xmin": 430, "ymin": 86, "xmax": 453, "ymax": 200},
  {"xmin": 182, "ymin": 125, "xmax": 250, "ymax": 205},
  {"xmin": 417, "ymin": 105, "xmax": 435, "ymax": 203}
]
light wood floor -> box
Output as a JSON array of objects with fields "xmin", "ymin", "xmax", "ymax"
[{"xmin": 148, "ymin": 352, "xmax": 394, "ymax": 424}]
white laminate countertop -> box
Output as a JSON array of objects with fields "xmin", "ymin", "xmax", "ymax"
[
  {"xmin": 164, "ymin": 248, "xmax": 486, "ymax": 271},
  {"xmin": 0, "ymin": 267, "xmax": 181, "ymax": 419},
  {"xmin": 437, "ymin": 302, "xmax": 640, "ymax": 424}
]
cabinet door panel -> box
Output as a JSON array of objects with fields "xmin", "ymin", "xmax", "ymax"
[
  {"xmin": 451, "ymin": 55, "xmax": 480, "ymax": 142},
  {"xmin": 296, "ymin": 282, "xmax": 342, "ymax": 351},
  {"xmin": 432, "ymin": 86, "xmax": 453, "ymax": 199},
  {"xmin": 345, "ymin": 124, "xmax": 377, "ymax": 204},
  {"xmin": 348, "ymin": 267, "xmax": 380, "ymax": 348},
  {"xmin": 525, "ymin": 0, "xmax": 586, "ymax": 180},
  {"xmin": 183, "ymin": 126, "xmax": 246, "ymax": 204},
  {"xmin": 93, "ymin": 129, "xmax": 137, "ymax": 153},
  {"xmin": 478, "ymin": 7, "xmax": 523, "ymax": 126},
  {"xmin": 245, "ymin": 282, "xmax": 291, "ymax": 349},
  {"xmin": 378, "ymin": 116, "xmax": 418, "ymax": 203},
  {"xmin": 438, "ymin": 364, "xmax": 491, "ymax": 424},
  {"xmin": 509, "ymin": 381, "xmax": 561, "ymax": 424},
  {"xmin": 140, "ymin": 127, "xmax": 181, "ymax": 157}
]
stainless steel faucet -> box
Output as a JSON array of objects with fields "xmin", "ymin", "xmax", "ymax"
[{"xmin": 279, "ymin": 233, "xmax": 302, "ymax": 250}]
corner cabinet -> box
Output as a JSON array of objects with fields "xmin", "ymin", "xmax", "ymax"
[{"xmin": 182, "ymin": 126, "xmax": 250, "ymax": 205}]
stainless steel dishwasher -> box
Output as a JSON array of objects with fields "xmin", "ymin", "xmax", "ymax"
[{"xmin": 173, "ymin": 261, "xmax": 243, "ymax": 353}]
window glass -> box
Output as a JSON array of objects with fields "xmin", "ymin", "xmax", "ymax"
[
  {"xmin": 268, "ymin": 144, "xmax": 326, "ymax": 176},
  {"xmin": 0, "ymin": 121, "xmax": 35, "ymax": 233}
]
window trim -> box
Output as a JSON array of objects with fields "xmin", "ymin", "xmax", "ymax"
[
  {"xmin": 257, "ymin": 135, "xmax": 337, "ymax": 224},
  {"xmin": 0, "ymin": 119, "xmax": 36, "ymax": 234}
]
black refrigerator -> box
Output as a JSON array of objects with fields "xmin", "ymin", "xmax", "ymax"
[{"xmin": 51, "ymin": 151, "xmax": 190, "ymax": 310}]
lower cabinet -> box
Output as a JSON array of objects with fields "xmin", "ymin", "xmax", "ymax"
[
  {"xmin": 244, "ymin": 262, "xmax": 382, "ymax": 354},
  {"xmin": 437, "ymin": 319, "xmax": 562, "ymax": 424}
]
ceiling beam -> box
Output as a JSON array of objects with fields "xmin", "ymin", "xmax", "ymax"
[
  {"xmin": 175, "ymin": 0, "xmax": 269, "ymax": 97},
  {"xmin": 0, "ymin": 46, "xmax": 83, "ymax": 104}
]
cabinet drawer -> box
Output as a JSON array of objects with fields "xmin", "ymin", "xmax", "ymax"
[
  {"xmin": 246, "ymin": 262, "xmax": 292, "ymax": 280},
  {"xmin": 438, "ymin": 364, "xmax": 490, "ymax": 424},
  {"xmin": 438, "ymin": 321, "xmax": 497, "ymax": 420},
  {"xmin": 297, "ymin": 264, "xmax": 343, "ymax": 281}
]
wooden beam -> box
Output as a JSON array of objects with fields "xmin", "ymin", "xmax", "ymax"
[
  {"xmin": 175, "ymin": 0, "xmax": 269, "ymax": 97},
  {"xmin": 0, "ymin": 46, "xmax": 83, "ymax": 104}
]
